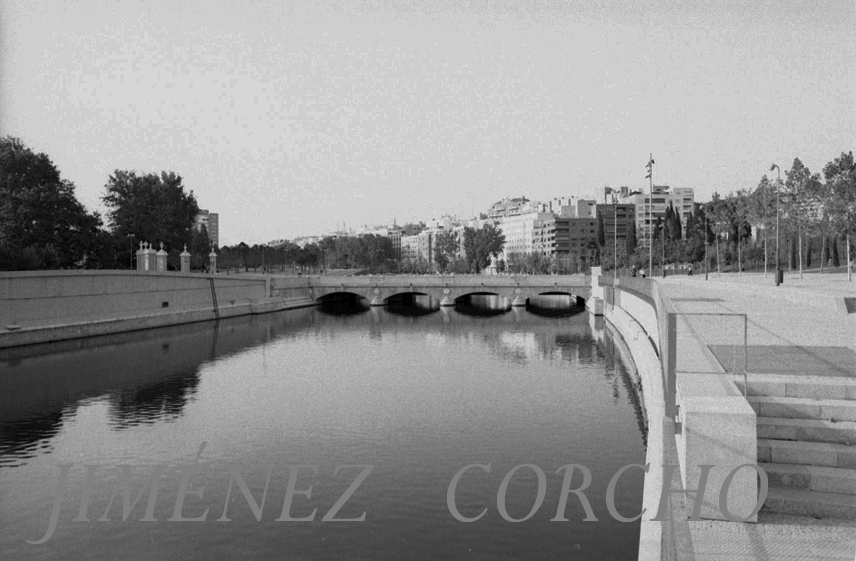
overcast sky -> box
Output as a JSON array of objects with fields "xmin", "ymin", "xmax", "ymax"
[{"xmin": 2, "ymin": 0, "xmax": 853, "ymax": 245}]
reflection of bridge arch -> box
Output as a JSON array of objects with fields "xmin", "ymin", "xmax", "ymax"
[{"xmin": 533, "ymin": 291, "xmax": 587, "ymax": 308}]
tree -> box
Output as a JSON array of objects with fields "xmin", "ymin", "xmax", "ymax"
[
  {"xmin": 625, "ymin": 220, "xmax": 637, "ymax": 256},
  {"xmin": 784, "ymin": 158, "xmax": 820, "ymax": 278},
  {"xmin": 102, "ymin": 170, "xmax": 199, "ymax": 256},
  {"xmin": 433, "ymin": 230, "xmax": 459, "ymax": 272},
  {"xmin": 0, "ymin": 137, "xmax": 104, "ymax": 269},
  {"xmin": 189, "ymin": 225, "xmax": 211, "ymax": 270},
  {"xmin": 747, "ymin": 175, "xmax": 778, "ymax": 272},
  {"xmin": 823, "ymin": 152, "xmax": 856, "ymax": 278},
  {"xmin": 462, "ymin": 224, "xmax": 505, "ymax": 273},
  {"xmin": 596, "ymin": 212, "xmax": 606, "ymax": 248}
]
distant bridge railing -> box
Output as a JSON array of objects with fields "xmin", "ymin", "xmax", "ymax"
[{"xmin": 304, "ymin": 273, "xmax": 591, "ymax": 288}]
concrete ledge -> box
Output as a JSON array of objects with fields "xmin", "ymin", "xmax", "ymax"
[{"xmin": 676, "ymin": 373, "xmax": 758, "ymax": 522}]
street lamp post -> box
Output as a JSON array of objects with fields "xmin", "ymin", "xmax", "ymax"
[
  {"xmin": 646, "ymin": 155, "xmax": 655, "ymax": 277},
  {"xmin": 127, "ymin": 234, "xmax": 135, "ymax": 270},
  {"xmin": 612, "ymin": 194, "xmax": 618, "ymax": 277},
  {"xmin": 770, "ymin": 164, "xmax": 781, "ymax": 285},
  {"xmin": 704, "ymin": 213, "xmax": 709, "ymax": 281}
]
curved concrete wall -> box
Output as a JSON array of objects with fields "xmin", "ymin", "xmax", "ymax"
[{"xmin": 607, "ymin": 276, "xmax": 759, "ymax": 560}]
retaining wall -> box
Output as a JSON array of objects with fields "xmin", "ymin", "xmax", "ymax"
[{"xmin": 0, "ymin": 271, "xmax": 315, "ymax": 348}]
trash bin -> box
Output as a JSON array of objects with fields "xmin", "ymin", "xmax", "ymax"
[{"xmin": 775, "ymin": 268, "xmax": 783, "ymax": 286}]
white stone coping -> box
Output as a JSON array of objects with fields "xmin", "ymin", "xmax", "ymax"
[{"xmin": 606, "ymin": 304, "xmax": 668, "ymax": 560}]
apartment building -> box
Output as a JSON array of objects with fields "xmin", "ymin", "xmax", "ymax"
[
  {"xmin": 194, "ymin": 210, "xmax": 220, "ymax": 247},
  {"xmin": 401, "ymin": 234, "xmax": 420, "ymax": 262},
  {"xmin": 488, "ymin": 197, "xmax": 540, "ymax": 220},
  {"xmin": 532, "ymin": 216, "xmax": 598, "ymax": 260},
  {"xmin": 387, "ymin": 229, "xmax": 402, "ymax": 260},
  {"xmin": 595, "ymin": 203, "xmax": 636, "ymax": 241},
  {"xmin": 618, "ymin": 186, "xmax": 694, "ymax": 247},
  {"xmin": 497, "ymin": 211, "xmax": 553, "ymax": 260}
]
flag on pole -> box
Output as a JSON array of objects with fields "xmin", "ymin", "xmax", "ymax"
[{"xmin": 645, "ymin": 157, "xmax": 654, "ymax": 179}]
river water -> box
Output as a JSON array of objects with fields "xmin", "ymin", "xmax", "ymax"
[{"xmin": 0, "ymin": 297, "xmax": 646, "ymax": 560}]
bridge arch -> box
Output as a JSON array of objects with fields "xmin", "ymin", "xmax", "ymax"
[
  {"xmin": 315, "ymin": 291, "xmax": 366, "ymax": 304},
  {"xmin": 534, "ymin": 291, "xmax": 587, "ymax": 308}
]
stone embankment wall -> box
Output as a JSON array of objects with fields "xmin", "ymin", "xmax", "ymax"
[
  {"xmin": 603, "ymin": 276, "xmax": 758, "ymax": 561},
  {"xmin": 0, "ymin": 271, "xmax": 315, "ymax": 348}
]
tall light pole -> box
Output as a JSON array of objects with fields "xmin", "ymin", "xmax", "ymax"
[
  {"xmin": 704, "ymin": 212, "xmax": 709, "ymax": 281},
  {"xmin": 646, "ymin": 155, "xmax": 655, "ymax": 276},
  {"xmin": 770, "ymin": 164, "xmax": 781, "ymax": 284},
  {"xmin": 612, "ymin": 193, "xmax": 619, "ymax": 277}
]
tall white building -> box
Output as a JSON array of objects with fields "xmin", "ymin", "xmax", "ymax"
[
  {"xmin": 401, "ymin": 234, "xmax": 420, "ymax": 262},
  {"xmin": 497, "ymin": 211, "xmax": 553, "ymax": 260},
  {"xmin": 618, "ymin": 186, "xmax": 695, "ymax": 247}
]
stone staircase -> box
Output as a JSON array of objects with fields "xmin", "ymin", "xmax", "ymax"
[{"xmin": 736, "ymin": 375, "xmax": 856, "ymax": 521}]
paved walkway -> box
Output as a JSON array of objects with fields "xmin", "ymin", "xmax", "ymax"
[{"xmin": 656, "ymin": 272, "xmax": 856, "ymax": 560}]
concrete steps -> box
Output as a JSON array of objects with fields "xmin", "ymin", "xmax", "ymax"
[
  {"xmin": 757, "ymin": 417, "xmax": 856, "ymax": 445},
  {"xmin": 760, "ymin": 462, "xmax": 856, "ymax": 495},
  {"xmin": 742, "ymin": 375, "xmax": 856, "ymax": 522},
  {"xmin": 758, "ymin": 438, "xmax": 856, "ymax": 468},
  {"xmin": 760, "ymin": 486, "xmax": 856, "ymax": 519},
  {"xmin": 747, "ymin": 396, "xmax": 856, "ymax": 422}
]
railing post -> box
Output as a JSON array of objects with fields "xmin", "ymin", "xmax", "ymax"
[
  {"xmin": 743, "ymin": 314, "xmax": 748, "ymax": 397},
  {"xmin": 666, "ymin": 312, "xmax": 677, "ymax": 419}
]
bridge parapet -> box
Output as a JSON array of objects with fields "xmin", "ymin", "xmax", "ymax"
[
  {"xmin": 295, "ymin": 274, "xmax": 592, "ymax": 306},
  {"xmin": 305, "ymin": 274, "xmax": 590, "ymax": 289}
]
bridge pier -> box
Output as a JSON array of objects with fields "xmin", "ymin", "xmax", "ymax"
[
  {"xmin": 511, "ymin": 296, "xmax": 527, "ymax": 307},
  {"xmin": 370, "ymin": 288, "xmax": 385, "ymax": 306},
  {"xmin": 440, "ymin": 296, "xmax": 455, "ymax": 307}
]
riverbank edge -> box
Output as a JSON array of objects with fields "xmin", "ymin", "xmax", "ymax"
[
  {"xmin": 605, "ymin": 304, "xmax": 693, "ymax": 561},
  {"xmin": 0, "ymin": 296, "xmax": 318, "ymax": 349}
]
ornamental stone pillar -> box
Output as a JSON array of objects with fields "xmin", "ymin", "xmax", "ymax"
[
  {"xmin": 136, "ymin": 241, "xmax": 145, "ymax": 271},
  {"xmin": 156, "ymin": 243, "xmax": 168, "ymax": 272},
  {"xmin": 144, "ymin": 243, "xmax": 157, "ymax": 271},
  {"xmin": 180, "ymin": 245, "xmax": 191, "ymax": 273}
]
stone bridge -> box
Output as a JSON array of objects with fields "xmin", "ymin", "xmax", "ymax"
[{"xmin": 294, "ymin": 274, "xmax": 592, "ymax": 307}]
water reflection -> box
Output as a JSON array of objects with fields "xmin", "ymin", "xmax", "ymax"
[
  {"xmin": 317, "ymin": 293, "xmax": 369, "ymax": 316},
  {"xmin": 108, "ymin": 368, "xmax": 201, "ymax": 430},
  {"xmin": 454, "ymin": 293, "xmax": 509, "ymax": 316},
  {"xmin": 0, "ymin": 304, "xmax": 647, "ymax": 467},
  {"xmin": 603, "ymin": 321, "xmax": 649, "ymax": 446},
  {"xmin": 0, "ymin": 308, "xmax": 315, "ymax": 466},
  {"xmin": 525, "ymin": 294, "xmax": 583, "ymax": 318},
  {"xmin": 0, "ymin": 304, "xmax": 647, "ymax": 560},
  {"xmin": 385, "ymin": 293, "xmax": 438, "ymax": 317}
]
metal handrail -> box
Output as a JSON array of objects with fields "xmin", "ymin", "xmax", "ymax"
[{"xmin": 671, "ymin": 312, "xmax": 749, "ymax": 397}]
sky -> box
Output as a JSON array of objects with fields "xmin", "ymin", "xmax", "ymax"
[{"xmin": 2, "ymin": 0, "xmax": 853, "ymax": 245}]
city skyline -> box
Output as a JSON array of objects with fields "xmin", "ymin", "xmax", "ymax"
[{"xmin": 2, "ymin": 0, "xmax": 852, "ymax": 245}]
